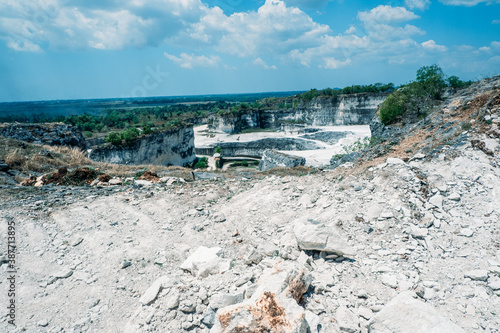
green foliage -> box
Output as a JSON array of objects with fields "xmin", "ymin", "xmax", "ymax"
[
  {"xmin": 378, "ymin": 65, "xmax": 471, "ymax": 125},
  {"xmin": 106, "ymin": 132, "xmax": 122, "ymax": 145},
  {"xmin": 143, "ymin": 124, "xmax": 153, "ymax": 135},
  {"xmin": 195, "ymin": 157, "xmax": 208, "ymax": 169},
  {"xmin": 378, "ymin": 91, "xmax": 408, "ymax": 125},
  {"xmin": 342, "ymin": 137, "xmax": 371, "ymax": 154},
  {"xmin": 416, "ymin": 64, "xmax": 446, "ymax": 99},
  {"xmin": 215, "ymin": 146, "xmax": 222, "ymax": 154},
  {"xmin": 447, "ymin": 76, "xmax": 473, "ymax": 89},
  {"xmin": 120, "ymin": 127, "xmax": 140, "ymax": 144},
  {"xmin": 297, "ymin": 83, "xmax": 394, "ymax": 101},
  {"xmin": 83, "ymin": 131, "xmax": 93, "ymax": 138},
  {"xmin": 461, "ymin": 121, "xmax": 472, "ymax": 131}
]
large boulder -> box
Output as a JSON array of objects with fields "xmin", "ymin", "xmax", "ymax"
[
  {"xmin": 368, "ymin": 292, "xmax": 465, "ymax": 333},
  {"xmin": 211, "ymin": 260, "xmax": 313, "ymax": 333},
  {"xmin": 294, "ymin": 219, "xmax": 355, "ymax": 257},
  {"xmin": 259, "ymin": 149, "xmax": 306, "ymax": 171},
  {"xmin": 330, "ymin": 151, "xmax": 361, "ymax": 168},
  {"xmin": 180, "ymin": 246, "xmax": 231, "ymax": 278}
]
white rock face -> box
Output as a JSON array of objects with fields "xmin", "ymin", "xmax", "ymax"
[
  {"xmin": 368, "ymin": 292, "xmax": 465, "ymax": 333},
  {"xmin": 294, "ymin": 219, "xmax": 355, "ymax": 257}
]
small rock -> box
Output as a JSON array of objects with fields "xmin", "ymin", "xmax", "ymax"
[
  {"xmin": 209, "ymin": 293, "xmax": 243, "ymax": 310},
  {"xmin": 386, "ymin": 157, "xmax": 405, "ymax": 165},
  {"xmin": 368, "ymin": 292, "xmax": 465, "ymax": 333},
  {"xmin": 448, "ymin": 193, "xmax": 461, "ymax": 201},
  {"xmin": 381, "ymin": 275, "xmax": 398, "ymax": 289},
  {"xmin": 108, "ymin": 178, "xmax": 122, "ymax": 185},
  {"xmin": 202, "ymin": 307, "xmax": 216, "ymax": 327},
  {"xmin": 38, "ymin": 319, "xmax": 49, "ymax": 327},
  {"xmin": 213, "ymin": 212, "xmax": 226, "ymax": 223},
  {"xmin": 139, "ymin": 276, "xmax": 171, "ymax": 305},
  {"xmin": 487, "ymin": 277, "xmax": 500, "ymax": 290},
  {"xmin": 54, "ymin": 268, "xmax": 73, "ymax": 279},
  {"xmin": 429, "ymin": 194, "xmax": 443, "ymax": 208},
  {"xmin": 464, "ymin": 270, "xmax": 489, "ymax": 281},
  {"xmin": 134, "ymin": 180, "xmax": 152, "ymax": 187},
  {"xmin": 336, "ymin": 306, "xmax": 360, "ymax": 333},
  {"xmin": 459, "ymin": 228, "xmax": 474, "ymax": 237},
  {"xmin": 121, "ymin": 261, "xmax": 132, "ymax": 269}
]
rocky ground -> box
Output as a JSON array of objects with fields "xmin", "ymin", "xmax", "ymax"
[{"xmin": 0, "ymin": 77, "xmax": 499, "ymax": 333}]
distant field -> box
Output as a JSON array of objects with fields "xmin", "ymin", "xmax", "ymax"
[{"xmin": 0, "ymin": 91, "xmax": 302, "ymax": 119}]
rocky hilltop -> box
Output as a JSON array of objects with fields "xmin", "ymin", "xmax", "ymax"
[
  {"xmin": 209, "ymin": 93, "xmax": 386, "ymax": 134},
  {"xmin": 0, "ymin": 123, "xmax": 86, "ymax": 149},
  {"xmin": 88, "ymin": 125, "xmax": 196, "ymax": 167},
  {"xmin": 0, "ymin": 77, "xmax": 499, "ymax": 333}
]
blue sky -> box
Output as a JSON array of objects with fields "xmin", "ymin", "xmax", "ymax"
[{"xmin": 0, "ymin": 0, "xmax": 499, "ymax": 102}]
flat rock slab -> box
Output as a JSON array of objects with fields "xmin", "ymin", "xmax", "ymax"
[
  {"xmin": 464, "ymin": 269, "xmax": 489, "ymax": 281},
  {"xmin": 368, "ymin": 292, "xmax": 465, "ymax": 333},
  {"xmin": 139, "ymin": 276, "xmax": 171, "ymax": 305},
  {"xmin": 294, "ymin": 219, "xmax": 355, "ymax": 257}
]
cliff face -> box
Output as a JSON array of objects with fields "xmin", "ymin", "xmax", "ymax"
[
  {"xmin": 208, "ymin": 93, "xmax": 386, "ymax": 134},
  {"xmin": 0, "ymin": 123, "xmax": 86, "ymax": 149},
  {"xmin": 89, "ymin": 126, "xmax": 195, "ymax": 166}
]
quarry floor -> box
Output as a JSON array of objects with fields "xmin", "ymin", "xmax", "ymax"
[{"xmin": 194, "ymin": 124, "xmax": 371, "ymax": 167}]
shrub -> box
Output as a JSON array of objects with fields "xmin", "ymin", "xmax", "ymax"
[
  {"xmin": 378, "ymin": 91, "xmax": 408, "ymax": 125},
  {"xmin": 195, "ymin": 157, "xmax": 208, "ymax": 169},
  {"xmin": 106, "ymin": 132, "xmax": 122, "ymax": 145},
  {"xmin": 143, "ymin": 124, "xmax": 153, "ymax": 135},
  {"xmin": 121, "ymin": 127, "xmax": 140, "ymax": 144},
  {"xmin": 215, "ymin": 146, "xmax": 222, "ymax": 154}
]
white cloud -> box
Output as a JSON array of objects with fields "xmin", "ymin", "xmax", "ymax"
[
  {"xmin": 0, "ymin": 0, "xmax": 205, "ymax": 51},
  {"xmin": 186, "ymin": 0, "xmax": 330, "ymax": 57},
  {"xmin": 358, "ymin": 5, "xmax": 419, "ymax": 24},
  {"xmin": 439, "ymin": 0, "xmax": 500, "ymax": 6},
  {"xmin": 322, "ymin": 57, "xmax": 351, "ymax": 69},
  {"xmin": 164, "ymin": 52, "xmax": 221, "ymax": 68},
  {"xmin": 253, "ymin": 58, "xmax": 277, "ymax": 70},
  {"xmin": 345, "ymin": 25, "xmax": 357, "ymax": 34},
  {"xmin": 405, "ymin": 0, "xmax": 431, "ymax": 10},
  {"xmin": 421, "ymin": 39, "xmax": 448, "ymax": 52},
  {"xmin": 284, "ymin": 0, "xmax": 334, "ymax": 9},
  {"xmin": 492, "ymin": 19, "xmax": 500, "ymax": 24}
]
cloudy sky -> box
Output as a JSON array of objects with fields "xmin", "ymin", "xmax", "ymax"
[{"xmin": 1, "ymin": 0, "xmax": 499, "ymax": 102}]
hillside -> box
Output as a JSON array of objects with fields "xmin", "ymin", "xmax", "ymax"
[{"xmin": 0, "ymin": 76, "xmax": 499, "ymax": 332}]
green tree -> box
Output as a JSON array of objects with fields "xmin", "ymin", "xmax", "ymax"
[
  {"xmin": 416, "ymin": 64, "xmax": 446, "ymax": 99},
  {"xmin": 120, "ymin": 127, "xmax": 140, "ymax": 144},
  {"xmin": 143, "ymin": 124, "xmax": 153, "ymax": 135},
  {"xmin": 106, "ymin": 132, "xmax": 122, "ymax": 145},
  {"xmin": 195, "ymin": 157, "xmax": 208, "ymax": 169}
]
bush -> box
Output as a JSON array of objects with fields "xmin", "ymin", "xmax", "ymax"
[
  {"xmin": 215, "ymin": 146, "xmax": 222, "ymax": 154},
  {"xmin": 106, "ymin": 132, "xmax": 122, "ymax": 145},
  {"xmin": 143, "ymin": 124, "xmax": 153, "ymax": 135},
  {"xmin": 378, "ymin": 91, "xmax": 408, "ymax": 125},
  {"xmin": 121, "ymin": 127, "xmax": 140, "ymax": 144},
  {"xmin": 195, "ymin": 157, "xmax": 208, "ymax": 169}
]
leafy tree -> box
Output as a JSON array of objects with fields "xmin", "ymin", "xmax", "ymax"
[
  {"xmin": 195, "ymin": 157, "xmax": 208, "ymax": 169},
  {"xmin": 143, "ymin": 124, "xmax": 153, "ymax": 135},
  {"xmin": 120, "ymin": 127, "xmax": 140, "ymax": 144},
  {"xmin": 106, "ymin": 132, "xmax": 122, "ymax": 145},
  {"xmin": 378, "ymin": 91, "xmax": 408, "ymax": 125},
  {"xmin": 215, "ymin": 146, "xmax": 222, "ymax": 154},
  {"xmin": 416, "ymin": 64, "xmax": 446, "ymax": 99}
]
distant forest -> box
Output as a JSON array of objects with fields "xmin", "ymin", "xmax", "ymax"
[{"xmin": 0, "ymin": 83, "xmax": 403, "ymax": 145}]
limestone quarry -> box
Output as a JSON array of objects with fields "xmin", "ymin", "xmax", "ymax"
[{"xmin": 0, "ymin": 76, "xmax": 499, "ymax": 333}]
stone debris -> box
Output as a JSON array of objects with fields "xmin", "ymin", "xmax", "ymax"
[
  {"xmin": 294, "ymin": 219, "xmax": 355, "ymax": 257},
  {"xmin": 3, "ymin": 76, "xmax": 500, "ymax": 333},
  {"xmin": 259, "ymin": 149, "xmax": 306, "ymax": 171},
  {"xmin": 368, "ymin": 292, "xmax": 466, "ymax": 333}
]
